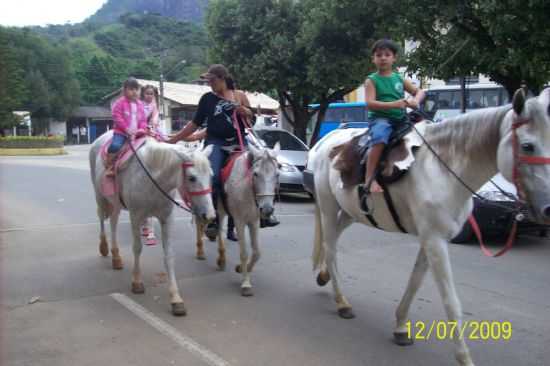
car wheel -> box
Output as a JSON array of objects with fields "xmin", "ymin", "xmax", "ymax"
[{"xmin": 451, "ymin": 220, "xmax": 474, "ymax": 244}]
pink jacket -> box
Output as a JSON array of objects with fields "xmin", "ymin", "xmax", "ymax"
[{"xmin": 111, "ymin": 96, "xmax": 148, "ymax": 135}]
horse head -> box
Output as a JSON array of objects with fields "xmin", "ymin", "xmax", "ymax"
[
  {"xmin": 247, "ymin": 142, "xmax": 280, "ymax": 219},
  {"xmin": 173, "ymin": 144, "xmax": 216, "ymax": 223},
  {"xmin": 497, "ymin": 87, "xmax": 550, "ymax": 223}
]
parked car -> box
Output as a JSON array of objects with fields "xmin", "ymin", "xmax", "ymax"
[
  {"xmin": 254, "ymin": 127, "xmax": 309, "ymax": 194},
  {"xmin": 451, "ymin": 174, "xmax": 548, "ymax": 243},
  {"xmin": 303, "ymin": 120, "xmax": 548, "ymax": 242}
]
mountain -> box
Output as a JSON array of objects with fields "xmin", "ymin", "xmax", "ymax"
[{"xmin": 87, "ymin": 0, "xmax": 209, "ymax": 24}]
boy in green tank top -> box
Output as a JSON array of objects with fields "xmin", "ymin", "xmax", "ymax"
[{"xmin": 363, "ymin": 39, "xmax": 425, "ymax": 194}]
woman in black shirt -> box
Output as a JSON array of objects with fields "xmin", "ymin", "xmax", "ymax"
[{"xmin": 168, "ymin": 64, "xmax": 279, "ymax": 236}]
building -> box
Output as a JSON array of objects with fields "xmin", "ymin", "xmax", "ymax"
[
  {"xmin": 66, "ymin": 106, "xmax": 112, "ymax": 144},
  {"xmin": 102, "ymin": 79, "xmax": 280, "ymax": 135}
]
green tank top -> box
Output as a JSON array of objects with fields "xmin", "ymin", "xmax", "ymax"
[{"xmin": 367, "ymin": 71, "xmax": 405, "ymax": 121}]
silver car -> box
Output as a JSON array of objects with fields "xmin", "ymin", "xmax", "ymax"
[{"xmin": 254, "ymin": 128, "xmax": 309, "ymax": 193}]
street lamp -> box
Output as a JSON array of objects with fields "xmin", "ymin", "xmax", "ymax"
[{"xmin": 159, "ymin": 57, "xmax": 186, "ymax": 133}]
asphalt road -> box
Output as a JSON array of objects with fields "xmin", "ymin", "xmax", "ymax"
[{"xmin": 1, "ymin": 145, "xmax": 549, "ymax": 366}]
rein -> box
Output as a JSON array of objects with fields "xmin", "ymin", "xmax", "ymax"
[{"xmin": 230, "ymin": 110, "xmax": 277, "ymax": 209}]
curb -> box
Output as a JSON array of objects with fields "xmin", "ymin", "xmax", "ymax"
[{"xmin": 0, "ymin": 148, "xmax": 66, "ymax": 156}]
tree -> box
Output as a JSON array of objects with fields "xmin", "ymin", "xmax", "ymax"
[
  {"xmin": 207, "ymin": 0, "xmax": 376, "ymax": 142},
  {"xmin": 384, "ymin": 0, "xmax": 550, "ymax": 97},
  {"xmin": 0, "ymin": 30, "xmax": 28, "ymax": 129}
]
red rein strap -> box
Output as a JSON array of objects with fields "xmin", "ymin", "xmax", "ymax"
[{"xmin": 469, "ymin": 215, "xmax": 517, "ymax": 258}]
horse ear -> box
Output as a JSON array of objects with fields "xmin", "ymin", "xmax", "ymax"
[
  {"xmin": 271, "ymin": 142, "xmax": 281, "ymax": 155},
  {"xmin": 203, "ymin": 144, "xmax": 214, "ymax": 157},
  {"xmin": 513, "ymin": 88, "xmax": 526, "ymax": 115},
  {"xmin": 248, "ymin": 142, "xmax": 261, "ymax": 158}
]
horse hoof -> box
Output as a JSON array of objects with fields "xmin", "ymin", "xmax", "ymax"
[
  {"xmin": 338, "ymin": 307, "xmax": 355, "ymax": 319},
  {"xmin": 393, "ymin": 332, "xmax": 414, "ymax": 346},
  {"xmin": 217, "ymin": 259, "xmax": 226, "ymax": 271},
  {"xmin": 241, "ymin": 287, "xmax": 254, "ymax": 297},
  {"xmin": 131, "ymin": 282, "xmax": 145, "ymax": 294},
  {"xmin": 235, "ymin": 264, "xmax": 242, "ymax": 273},
  {"xmin": 99, "ymin": 241, "xmax": 109, "ymax": 257},
  {"xmin": 316, "ymin": 271, "xmax": 330, "ymax": 286},
  {"xmin": 171, "ymin": 302, "xmax": 187, "ymax": 316},
  {"xmin": 196, "ymin": 254, "xmax": 206, "ymax": 260},
  {"xmin": 112, "ymin": 257, "xmax": 123, "ymax": 270}
]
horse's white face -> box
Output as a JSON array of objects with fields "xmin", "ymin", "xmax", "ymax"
[
  {"xmin": 249, "ymin": 142, "xmax": 280, "ymax": 219},
  {"xmin": 176, "ymin": 144, "xmax": 216, "ymax": 223},
  {"xmin": 497, "ymin": 88, "xmax": 550, "ymax": 222}
]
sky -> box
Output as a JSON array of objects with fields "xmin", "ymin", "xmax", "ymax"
[{"xmin": 0, "ymin": 0, "xmax": 108, "ymax": 27}]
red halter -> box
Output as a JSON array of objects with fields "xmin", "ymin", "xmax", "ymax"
[
  {"xmin": 472, "ymin": 114, "xmax": 550, "ymax": 257},
  {"xmin": 179, "ymin": 162, "xmax": 212, "ymax": 211}
]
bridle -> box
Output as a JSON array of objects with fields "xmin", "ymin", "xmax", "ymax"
[
  {"xmin": 510, "ymin": 115, "xmax": 550, "ymax": 203},
  {"xmin": 179, "ymin": 161, "xmax": 213, "ymax": 213}
]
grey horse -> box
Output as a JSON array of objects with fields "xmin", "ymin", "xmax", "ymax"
[
  {"xmin": 195, "ymin": 142, "xmax": 280, "ymax": 296},
  {"xmin": 90, "ymin": 132, "xmax": 215, "ymax": 315}
]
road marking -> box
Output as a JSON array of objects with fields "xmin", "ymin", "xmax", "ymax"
[
  {"xmin": 0, "ymin": 214, "xmax": 313, "ymax": 233},
  {"xmin": 110, "ymin": 293, "xmax": 230, "ymax": 366}
]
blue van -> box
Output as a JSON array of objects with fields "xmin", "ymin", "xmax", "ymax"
[{"xmin": 309, "ymin": 102, "xmax": 368, "ymax": 146}]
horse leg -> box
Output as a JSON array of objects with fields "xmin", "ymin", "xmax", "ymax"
[
  {"xmin": 235, "ymin": 222, "xmax": 253, "ymax": 296},
  {"xmin": 160, "ymin": 215, "xmax": 186, "ymax": 316},
  {"xmin": 109, "ymin": 207, "xmax": 123, "ymax": 270},
  {"xmin": 97, "ymin": 204, "xmax": 109, "ymax": 257},
  {"xmin": 393, "ymin": 247, "xmax": 428, "ymax": 346},
  {"xmin": 129, "ymin": 213, "xmax": 145, "ymax": 295},
  {"xmin": 216, "ymin": 211, "xmax": 226, "ymax": 271},
  {"xmin": 246, "ymin": 221, "xmax": 260, "ymax": 273},
  {"xmin": 316, "ymin": 195, "xmax": 354, "ymax": 318},
  {"xmin": 195, "ymin": 218, "xmax": 206, "ymax": 260},
  {"xmin": 423, "ymin": 236, "xmax": 474, "ymax": 366}
]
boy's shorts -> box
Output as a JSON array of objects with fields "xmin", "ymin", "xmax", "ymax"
[{"xmin": 368, "ymin": 117, "xmax": 394, "ymax": 146}]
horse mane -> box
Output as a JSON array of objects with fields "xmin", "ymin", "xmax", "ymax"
[
  {"xmin": 140, "ymin": 138, "xmax": 183, "ymax": 170},
  {"xmin": 423, "ymin": 105, "xmax": 511, "ymax": 164}
]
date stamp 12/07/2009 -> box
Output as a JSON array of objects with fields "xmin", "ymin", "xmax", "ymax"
[{"xmin": 406, "ymin": 320, "xmax": 512, "ymax": 341}]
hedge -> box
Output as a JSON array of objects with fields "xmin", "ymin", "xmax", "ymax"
[{"xmin": 0, "ymin": 136, "xmax": 64, "ymax": 149}]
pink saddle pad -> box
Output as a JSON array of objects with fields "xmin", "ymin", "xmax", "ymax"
[{"xmin": 99, "ymin": 133, "xmax": 148, "ymax": 197}]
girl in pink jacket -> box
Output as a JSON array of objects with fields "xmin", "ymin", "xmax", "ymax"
[{"xmin": 105, "ymin": 77, "xmax": 147, "ymax": 177}]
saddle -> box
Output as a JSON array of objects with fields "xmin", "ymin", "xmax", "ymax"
[
  {"xmin": 329, "ymin": 121, "xmax": 426, "ymax": 188},
  {"xmin": 99, "ymin": 132, "xmax": 148, "ymax": 197},
  {"xmin": 221, "ymin": 151, "xmax": 251, "ymax": 185}
]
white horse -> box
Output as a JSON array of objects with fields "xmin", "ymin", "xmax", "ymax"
[
  {"xmin": 309, "ymin": 89, "xmax": 550, "ymax": 365},
  {"xmin": 195, "ymin": 142, "xmax": 280, "ymax": 296},
  {"xmin": 89, "ymin": 133, "xmax": 216, "ymax": 315}
]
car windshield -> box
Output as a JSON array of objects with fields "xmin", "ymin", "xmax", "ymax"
[{"xmin": 255, "ymin": 130, "xmax": 307, "ymax": 151}]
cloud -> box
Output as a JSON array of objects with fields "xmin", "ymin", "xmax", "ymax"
[{"xmin": 0, "ymin": 0, "xmax": 108, "ymax": 27}]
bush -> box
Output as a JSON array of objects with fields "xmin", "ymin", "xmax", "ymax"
[{"xmin": 0, "ymin": 136, "xmax": 64, "ymax": 148}]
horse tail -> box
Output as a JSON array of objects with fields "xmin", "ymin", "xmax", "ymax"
[{"xmin": 312, "ymin": 201, "xmax": 325, "ymax": 271}]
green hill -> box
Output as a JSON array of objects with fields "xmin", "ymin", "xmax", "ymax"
[
  {"xmin": 87, "ymin": 0, "xmax": 209, "ymax": 24},
  {"xmin": 31, "ymin": 13, "xmax": 209, "ymax": 103}
]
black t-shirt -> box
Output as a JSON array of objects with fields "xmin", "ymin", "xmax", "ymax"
[{"xmin": 192, "ymin": 92, "xmax": 247, "ymax": 142}]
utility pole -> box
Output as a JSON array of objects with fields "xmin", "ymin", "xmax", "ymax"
[
  {"xmin": 159, "ymin": 52, "xmax": 166, "ymax": 132},
  {"xmin": 158, "ymin": 52, "xmax": 185, "ymax": 134},
  {"xmin": 460, "ymin": 76, "xmax": 467, "ymax": 114}
]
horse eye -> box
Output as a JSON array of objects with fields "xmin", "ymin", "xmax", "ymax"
[
  {"xmin": 189, "ymin": 176, "xmax": 197, "ymax": 183},
  {"xmin": 521, "ymin": 142, "xmax": 535, "ymax": 153}
]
